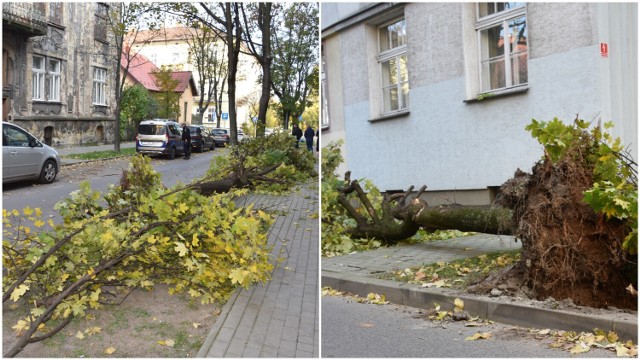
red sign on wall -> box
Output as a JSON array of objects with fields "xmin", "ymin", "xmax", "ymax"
[{"xmin": 600, "ymin": 43, "xmax": 609, "ymax": 58}]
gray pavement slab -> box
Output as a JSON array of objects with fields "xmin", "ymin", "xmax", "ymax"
[{"xmin": 198, "ymin": 180, "xmax": 320, "ymax": 358}]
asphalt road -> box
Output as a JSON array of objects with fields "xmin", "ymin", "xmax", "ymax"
[
  {"xmin": 2, "ymin": 148, "xmax": 225, "ymax": 224},
  {"xmin": 321, "ymin": 295, "xmax": 616, "ymax": 358}
]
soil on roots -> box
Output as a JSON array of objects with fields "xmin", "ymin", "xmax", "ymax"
[{"xmin": 498, "ymin": 152, "xmax": 636, "ymax": 310}]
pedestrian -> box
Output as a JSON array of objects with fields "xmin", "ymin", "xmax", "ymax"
[
  {"xmin": 292, "ymin": 123, "xmax": 303, "ymax": 148},
  {"xmin": 181, "ymin": 122, "xmax": 191, "ymax": 160},
  {"xmin": 304, "ymin": 124, "xmax": 315, "ymax": 152}
]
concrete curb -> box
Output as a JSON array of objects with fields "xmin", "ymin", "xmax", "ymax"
[{"xmin": 322, "ymin": 272, "xmax": 638, "ymax": 342}]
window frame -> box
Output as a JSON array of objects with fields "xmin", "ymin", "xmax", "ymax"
[
  {"xmin": 92, "ymin": 67, "xmax": 107, "ymax": 105},
  {"xmin": 32, "ymin": 55, "xmax": 46, "ymax": 101},
  {"xmin": 376, "ymin": 17, "xmax": 409, "ymax": 116},
  {"xmin": 94, "ymin": 3, "xmax": 109, "ymax": 43},
  {"xmin": 320, "ymin": 45, "xmax": 330, "ymax": 130},
  {"xmin": 48, "ymin": 58, "xmax": 61, "ymax": 101},
  {"xmin": 475, "ymin": 3, "xmax": 528, "ymax": 94}
]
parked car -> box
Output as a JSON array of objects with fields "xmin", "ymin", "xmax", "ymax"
[
  {"xmin": 135, "ymin": 119, "xmax": 185, "ymax": 159},
  {"xmin": 237, "ymin": 129, "xmax": 245, "ymax": 142},
  {"xmin": 188, "ymin": 125, "xmax": 215, "ymax": 152},
  {"xmin": 211, "ymin": 128, "xmax": 230, "ymax": 147},
  {"xmin": 3, "ymin": 122, "xmax": 61, "ymax": 184}
]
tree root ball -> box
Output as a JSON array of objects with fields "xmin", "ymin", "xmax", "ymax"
[{"xmin": 500, "ymin": 155, "xmax": 636, "ymax": 310}]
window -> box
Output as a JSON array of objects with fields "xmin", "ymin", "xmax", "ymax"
[
  {"xmin": 49, "ymin": 59, "xmax": 61, "ymax": 101},
  {"xmin": 321, "ymin": 46, "xmax": 329, "ymax": 129},
  {"xmin": 476, "ymin": 3, "xmax": 527, "ymax": 93},
  {"xmin": 94, "ymin": 3, "xmax": 109, "ymax": 42},
  {"xmin": 378, "ymin": 18, "xmax": 409, "ymax": 114},
  {"xmin": 49, "ymin": 2, "xmax": 63, "ymax": 25},
  {"xmin": 92, "ymin": 67, "xmax": 107, "ymax": 105},
  {"xmin": 32, "ymin": 56, "xmax": 45, "ymax": 100}
]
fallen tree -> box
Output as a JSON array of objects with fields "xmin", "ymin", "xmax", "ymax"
[
  {"xmin": 3, "ymin": 133, "xmax": 316, "ymax": 357},
  {"xmin": 322, "ymin": 118, "xmax": 637, "ymax": 309}
]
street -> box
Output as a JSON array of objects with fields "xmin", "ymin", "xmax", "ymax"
[
  {"xmin": 2, "ymin": 149, "xmax": 225, "ymax": 224},
  {"xmin": 321, "ymin": 295, "xmax": 616, "ymax": 358}
]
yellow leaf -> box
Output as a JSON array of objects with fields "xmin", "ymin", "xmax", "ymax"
[
  {"xmin": 158, "ymin": 339, "xmax": 175, "ymax": 347},
  {"xmin": 104, "ymin": 347, "xmax": 116, "ymax": 355},
  {"xmin": 10, "ymin": 284, "xmax": 29, "ymax": 302},
  {"xmin": 569, "ymin": 342, "xmax": 590, "ymax": 354},
  {"xmin": 193, "ymin": 322, "xmax": 201, "ymax": 329},
  {"xmin": 466, "ymin": 332, "xmax": 492, "ymax": 341},
  {"xmin": 86, "ymin": 327, "xmax": 102, "ymax": 335},
  {"xmin": 454, "ymin": 298, "xmax": 464, "ymax": 312},
  {"xmin": 35, "ymin": 208, "xmax": 42, "ymax": 217},
  {"xmin": 607, "ymin": 331, "xmax": 619, "ymax": 343},
  {"xmin": 34, "ymin": 220, "xmax": 45, "ymax": 228},
  {"xmin": 178, "ymin": 203, "xmax": 188, "ymax": 214},
  {"xmin": 100, "ymin": 232, "xmax": 113, "ymax": 242},
  {"xmin": 23, "ymin": 207, "xmax": 34, "ymax": 216},
  {"xmin": 192, "ymin": 233, "xmax": 200, "ymax": 247},
  {"xmin": 76, "ymin": 331, "xmax": 85, "ymax": 339},
  {"xmin": 174, "ymin": 242, "xmax": 188, "ymax": 257}
]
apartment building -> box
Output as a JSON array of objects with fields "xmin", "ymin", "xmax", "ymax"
[
  {"xmin": 321, "ymin": 2, "xmax": 638, "ymax": 205},
  {"xmin": 3, "ymin": 2, "xmax": 118, "ymax": 146}
]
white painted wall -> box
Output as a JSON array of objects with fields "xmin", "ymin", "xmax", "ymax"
[{"xmin": 322, "ymin": 2, "xmax": 637, "ymax": 195}]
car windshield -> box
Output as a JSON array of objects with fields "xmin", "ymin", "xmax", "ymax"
[
  {"xmin": 138, "ymin": 124, "xmax": 166, "ymax": 135},
  {"xmin": 212, "ymin": 129, "xmax": 228, "ymax": 135}
]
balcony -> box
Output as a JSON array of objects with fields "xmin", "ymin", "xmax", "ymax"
[{"xmin": 2, "ymin": 3, "xmax": 47, "ymax": 37}]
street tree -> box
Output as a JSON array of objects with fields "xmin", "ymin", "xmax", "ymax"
[
  {"xmin": 105, "ymin": 2, "xmax": 164, "ymax": 152},
  {"xmin": 152, "ymin": 67, "xmax": 181, "ymax": 120},
  {"xmin": 119, "ymin": 84, "xmax": 154, "ymax": 140},
  {"xmin": 270, "ymin": 2, "xmax": 319, "ymax": 130},
  {"xmin": 322, "ymin": 118, "xmax": 637, "ymax": 310},
  {"xmin": 184, "ymin": 19, "xmax": 228, "ymax": 125},
  {"xmin": 240, "ymin": 2, "xmax": 274, "ymax": 137}
]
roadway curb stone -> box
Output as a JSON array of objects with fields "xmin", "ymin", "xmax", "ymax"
[{"xmin": 322, "ymin": 272, "xmax": 638, "ymax": 342}]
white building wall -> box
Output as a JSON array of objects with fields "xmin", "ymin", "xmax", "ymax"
[{"xmin": 323, "ymin": 2, "xmax": 637, "ymax": 198}]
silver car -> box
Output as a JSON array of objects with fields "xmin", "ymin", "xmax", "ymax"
[{"xmin": 3, "ymin": 122, "xmax": 61, "ymax": 184}]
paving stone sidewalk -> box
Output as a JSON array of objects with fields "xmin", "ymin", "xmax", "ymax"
[
  {"xmin": 197, "ymin": 180, "xmax": 320, "ymax": 358},
  {"xmin": 322, "ymin": 233, "xmax": 521, "ymax": 278}
]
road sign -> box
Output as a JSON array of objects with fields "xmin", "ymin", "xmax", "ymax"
[{"xmin": 222, "ymin": 112, "xmax": 229, "ymax": 120}]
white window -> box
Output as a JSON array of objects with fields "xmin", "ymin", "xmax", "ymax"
[
  {"xmin": 321, "ymin": 47, "xmax": 329, "ymax": 129},
  {"xmin": 32, "ymin": 56, "xmax": 45, "ymax": 100},
  {"xmin": 49, "ymin": 59, "xmax": 61, "ymax": 101},
  {"xmin": 92, "ymin": 67, "xmax": 107, "ymax": 105},
  {"xmin": 378, "ymin": 18, "xmax": 409, "ymax": 114},
  {"xmin": 476, "ymin": 3, "xmax": 527, "ymax": 93}
]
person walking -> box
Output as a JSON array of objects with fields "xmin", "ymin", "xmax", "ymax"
[
  {"xmin": 292, "ymin": 123, "xmax": 303, "ymax": 148},
  {"xmin": 181, "ymin": 122, "xmax": 191, "ymax": 160},
  {"xmin": 304, "ymin": 124, "xmax": 315, "ymax": 152}
]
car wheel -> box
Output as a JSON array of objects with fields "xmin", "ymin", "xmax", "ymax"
[
  {"xmin": 167, "ymin": 146, "xmax": 176, "ymax": 160},
  {"xmin": 39, "ymin": 159, "xmax": 57, "ymax": 184},
  {"xmin": 210, "ymin": 141, "xmax": 215, "ymax": 151}
]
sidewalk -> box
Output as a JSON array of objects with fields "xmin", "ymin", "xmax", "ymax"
[
  {"xmin": 54, "ymin": 142, "xmax": 136, "ymax": 166},
  {"xmin": 197, "ymin": 180, "xmax": 319, "ymax": 357},
  {"xmin": 322, "ymin": 234, "xmax": 638, "ymax": 342}
]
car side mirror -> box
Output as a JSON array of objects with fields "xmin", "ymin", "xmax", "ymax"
[{"xmin": 29, "ymin": 137, "xmax": 41, "ymax": 148}]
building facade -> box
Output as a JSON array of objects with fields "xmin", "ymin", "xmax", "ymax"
[
  {"xmin": 121, "ymin": 51, "xmax": 198, "ymax": 125},
  {"xmin": 3, "ymin": 2, "xmax": 119, "ymax": 147},
  {"xmin": 321, "ymin": 2, "xmax": 638, "ymax": 205},
  {"xmin": 128, "ymin": 27, "xmax": 261, "ymax": 129}
]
